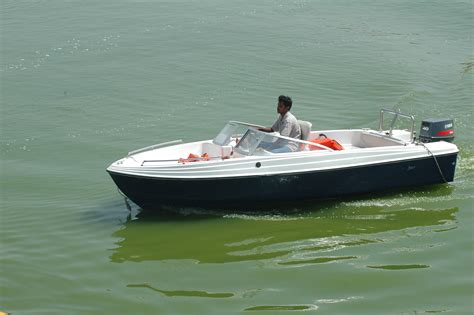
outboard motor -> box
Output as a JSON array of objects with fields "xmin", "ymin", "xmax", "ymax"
[{"xmin": 419, "ymin": 118, "xmax": 454, "ymax": 143}]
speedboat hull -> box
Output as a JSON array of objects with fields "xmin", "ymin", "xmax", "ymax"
[{"xmin": 108, "ymin": 152, "xmax": 457, "ymax": 209}]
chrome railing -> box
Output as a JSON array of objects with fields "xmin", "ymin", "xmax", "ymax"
[{"xmin": 379, "ymin": 108, "xmax": 415, "ymax": 142}]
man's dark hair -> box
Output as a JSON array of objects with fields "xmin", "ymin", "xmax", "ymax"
[{"xmin": 278, "ymin": 95, "xmax": 292, "ymax": 110}]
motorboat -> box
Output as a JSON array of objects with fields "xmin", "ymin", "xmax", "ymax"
[{"xmin": 107, "ymin": 109, "xmax": 458, "ymax": 209}]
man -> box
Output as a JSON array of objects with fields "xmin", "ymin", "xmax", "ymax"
[{"xmin": 258, "ymin": 95, "xmax": 301, "ymax": 153}]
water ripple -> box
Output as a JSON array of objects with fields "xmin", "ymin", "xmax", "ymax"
[
  {"xmin": 127, "ymin": 284, "xmax": 234, "ymax": 298},
  {"xmin": 367, "ymin": 264, "xmax": 430, "ymax": 270}
]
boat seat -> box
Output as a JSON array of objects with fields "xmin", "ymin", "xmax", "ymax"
[{"xmin": 298, "ymin": 120, "xmax": 312, "ymax": 141}]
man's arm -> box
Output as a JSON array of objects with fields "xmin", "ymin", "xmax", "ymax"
[{"xmin": 258, "ymin": 127, "xmax": 274, "ymax": 132}]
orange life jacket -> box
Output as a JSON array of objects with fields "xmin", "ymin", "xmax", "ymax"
[
  {"xmin": 309, "ymin": 137, "xmax": 344, "ymax": 151},
  {"xmin": 178, "ymin": 153, "xmax": 210, "ymax": 163}
]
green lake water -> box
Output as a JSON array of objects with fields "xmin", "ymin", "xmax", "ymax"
[{"xmin": 1, "ymin": 1, "xmax": 473, "ymax": 314}]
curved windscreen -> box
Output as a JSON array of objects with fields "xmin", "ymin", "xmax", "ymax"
[
  {"xmin": 213, "ymin": 121, "xmax": 265, "ymax": 146},
  {"xmin": 235, "ymin": 129, "xmax": 310, "ymax": 155},
  {"xmin": 214, "ymin": 121, "xmax": 330, "ymax": 155},
  {"xmin": 213, "ymin": 122, "xmax": 239, "ymax": 146}
]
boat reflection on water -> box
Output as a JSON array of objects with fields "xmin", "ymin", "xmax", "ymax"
[{"xmin": 109, "ymin": 186, "xmax": 458, "ymax": 265}]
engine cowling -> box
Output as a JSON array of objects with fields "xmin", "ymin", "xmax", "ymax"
[{"xmin": 419, "ymin": 118, "xmax": 454, "ymax": 143}]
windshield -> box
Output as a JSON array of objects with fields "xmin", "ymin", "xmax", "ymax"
[
  {"xmin": 235, "ymin": 129, "xmax": 311, "ymax": 155},
  {"xmin": 234, "ymin": 129, "xmax": 267, "ymax": 155},
  {"xmin": 215, "ymin": 121, "xmax": 330, "ymax": 155},
  {"xmin": 213, "ymin": 122, "xmax": 239, "ymax": 146},
  {"xmin": 213, "ymin": 121, "xmax": 264, "ymax": 146}
]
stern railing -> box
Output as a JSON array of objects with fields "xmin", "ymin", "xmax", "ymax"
[{"xmin": 379, "ymin": 108, "xmax": 415, "ymax": 142}]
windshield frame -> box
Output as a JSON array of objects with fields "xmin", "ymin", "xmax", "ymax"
[
  {"xmin": 212, "ymin": 121, "xmax": 265, "ymax": 146},
  {"xmin": 234, "ymin": 126, "xmax": 334, "ymax": 156},
  {"xmin": 214, "ymin": 121, "xmax": 334, "ymax": 155},
  {"xmin": 234, "ymin": 129, "xmax": 267, "ymax": 155}
]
